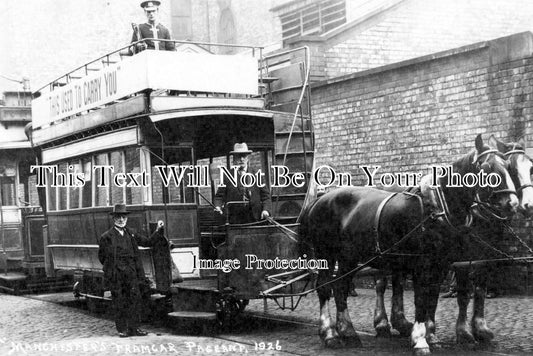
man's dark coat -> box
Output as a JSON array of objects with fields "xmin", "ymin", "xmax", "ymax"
[{"xmin": 214, "ymin": 169, "xmax": 272, "ymax": 223}]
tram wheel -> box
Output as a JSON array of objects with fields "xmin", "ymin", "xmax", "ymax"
[{"xmin": 215, "ymin": 297, "xmax": 248, "ymax": 329}]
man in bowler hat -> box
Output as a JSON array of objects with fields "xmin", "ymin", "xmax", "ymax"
[
  {"xmin": 131, "ymin": 1, "xmax": 175, "ymax": 53},
  {"xmin": 98, "ymin": 204, "xmax": 164, "ymax": 337},
  {"xmin": 214, "ymin": 143, "xmax": 272, "ymax": 224}
]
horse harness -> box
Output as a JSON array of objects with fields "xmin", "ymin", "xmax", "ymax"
[
  {"xmin": 373, "ymin": 190, "xmax": 424, "ymax": 255},
  {"xmin": 372, "ymin": 148, "xmax": 517, "ymax": 255},
  {"xmin": 503, "ymin": 146, "xmax": 533, "ymax": 195}
]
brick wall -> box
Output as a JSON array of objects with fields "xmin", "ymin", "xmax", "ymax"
[
  {"xmin": 289, "ymin": 0, "xmax": 533, "ymax": 81},
  {"xmin": 310, "ymin": 31, "xmax": 533, "ymax": 292},
  {"xmin": 324, "ymin": 0, "xmax": 533, "ymax": 77}
]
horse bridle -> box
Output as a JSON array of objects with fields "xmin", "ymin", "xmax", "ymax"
[
  {"xmin": 502, "ymin": 148, "xmax": 533, "ymax": 195},
  {"xmin": 472, "ymin": 148, "xmax": 517, "ymax": 221}
]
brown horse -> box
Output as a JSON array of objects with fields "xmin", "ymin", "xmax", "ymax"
[
  {"xmin": 300, "ymin": 135, "xmax": 518, "ymax": 355},
  {"xmin": 371, "ymin": 136, "xmax": 533, "ymax": 345}
]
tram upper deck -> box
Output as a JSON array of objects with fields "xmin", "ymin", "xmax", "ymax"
[{"xmin": 31, "ymin": 41, "xmax": 275, "ymax": 147}]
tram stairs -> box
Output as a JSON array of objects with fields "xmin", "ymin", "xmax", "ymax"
[{"xmin": 264, "ymin": 48, "xmax": 315, "ymax": 222}]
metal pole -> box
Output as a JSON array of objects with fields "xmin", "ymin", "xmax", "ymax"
[{"xmin": 0, "ymin": 175, "xmax": 6, "ymax": 275}]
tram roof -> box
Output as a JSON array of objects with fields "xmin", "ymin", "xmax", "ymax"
[{"xmin": 31, "ymin": 46, "xmax": 264, "ymax": 138}]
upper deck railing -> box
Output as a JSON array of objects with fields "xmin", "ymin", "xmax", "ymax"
[{"xmin": 32, "ymin": 40, "xmax": 266, "ymax": 130}]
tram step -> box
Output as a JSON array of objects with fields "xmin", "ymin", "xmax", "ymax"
[
  {"xmin": 167, "ymin": 311, "xmax": 218, "ymax": 335},
  {"xmin": 275, "ymin": 130, "xmax": 312, "ymax": 135},
  {"xmin": 167, "ymin": 311, "xmax": 217, "ymax": 320},
  {"xmin": 259, "ymin": 76, "xmax": 279, "ymax": 84},
  {"xmin": 275, "ymin": 151, "xmax": 314, "ymax": 156}
]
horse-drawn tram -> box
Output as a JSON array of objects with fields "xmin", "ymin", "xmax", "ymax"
[{"xmin": 29, "ymin": 41, "xmax": 317, "ymax": 325}]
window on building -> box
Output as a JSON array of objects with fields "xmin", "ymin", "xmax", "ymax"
[{"xmin": 280, "ymin": 0, "xmax": 346, "ymax": 42}]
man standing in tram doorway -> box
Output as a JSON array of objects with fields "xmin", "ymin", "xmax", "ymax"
[
  {"xmin": 130, "ymin": 1, "xmax": 175, "ymax": 54},
  {"xmin": 214, "ymin": 143, "xmax": 272, "ymax": 224},
  {"xmin": 98, "ymin": 204, "xmax": 165, "ymax": 338}
]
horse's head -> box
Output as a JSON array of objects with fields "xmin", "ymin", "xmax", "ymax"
[
  {"xmin": 489, "ymin": 135, "xmax": 533, "ymax": 217},
  {"xmin": 471, "ymin": 134, "xmax": 519, "ymax": 217}
]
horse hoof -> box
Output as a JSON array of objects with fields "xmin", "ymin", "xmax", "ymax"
[
  {"xmin": 426, "ymin": 333, "xmax": 440, "ymax": 347},
  {"xmin": 375, "ymin": 319, "xmax": 391, "ymax": 338},
  {"xmin": 472, "ymin": 318, "xmax": 495, "ymax": 343},
  {"xmin": 393, "ymin": 321, "xmax": 414, "ymax": 337},
  {"xmin": 413, "ymin": 347, "xmax": 431, "ymax": 356},
  {"xmin": 375, "ymin": 325, "xmax": 392, "ymax": 338},
  {"xmin": 324, "ymin": 337, "xmax": 344, "ymax": 349},
  {"xmin": 473, "ymin": 330, "xmax": 494, "ymax": 343},
  {"xmin": 456, "ymin": 331, "xmax": 475, "ymax": 345}
]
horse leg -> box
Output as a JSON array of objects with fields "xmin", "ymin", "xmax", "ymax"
[
  {"xmin": 318, "ymin": 259, "xmax": 342, "ymax": 348},
  {"xmin": 471, "ymin": 270, "xmax": 494, "ymax": 343},
  {"xmin": 410, "ymin": 272, "xmax": 431, "ymax": 356},
  {"xmin": 334, "ymin": 261, "xmax": 362, "ymax": 347},
  {"xmin": 373, "ymin": 273, "xmax": 392, "ymax": 337},
  {"xmin": 424, "ymin": 281, "xmax": 443, "ymax": 347},
  {"xmin": 455, "ymin": 269, "xmax": 475, "ymax": 344},
  {"xmin": 390, "ymin": 271, "xmax": 413, "ymax": 337}
]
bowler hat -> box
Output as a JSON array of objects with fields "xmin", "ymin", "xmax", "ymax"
[
  {"xmin": 230, "ymin": 143, "xmax": 252, "ymax": 155},
  {"xmin": 140, "ymin": 1, "xmax": 160, "ymax": 10},
  {"xmin": 110, "ymin": 204, "xmax": 130, "ymax": 215}
]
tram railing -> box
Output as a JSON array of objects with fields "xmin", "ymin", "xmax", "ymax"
[{"xmin": 35, "ymin": 39, "xmax": 265, "ymax": 97}]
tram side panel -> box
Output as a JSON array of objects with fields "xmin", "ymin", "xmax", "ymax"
[{"xmin": 217, "ymin": 224, "xmax": 310, "ymax": 300}]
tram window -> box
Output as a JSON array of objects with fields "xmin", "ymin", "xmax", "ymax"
[
  {"xmin": 149, "ymin": 147, "xmax": 195, "ymax": 204},
  {"xmin": 0, "ymin": 228, "xmax": 21, "ymax": 250},
  {"xmin": 0, "ymin": 159, "xmax": 16, "ymax": 206},
  {"xmin": 95, "ymin": 153, "xmax": 109, "ymax": 206},
  {"xmin": 81, "ymin": 158, "xmax": 92, "ymax": 208},
  {"xmin": 46, "ymin": 168, "xmax": 57, "ymax": 211},
  {"xmin": 27, "ymin": 175, "xmax": 40, "ymax": 206},
  {"xmin": 58, "ymin": 162, "xmax": 68, "ymax": 210},
  {"xmin": 19, "ymin": 159, "xmax": 40, "ymax": 207},
  {"xmin": 110, "ymin": 151, "xmax": 125, "ymax": 204},
  {"xmin": 197, "ymin": 157, "xmax": 212, "ymax": 205},
  {"xmin": 247, "ymin": 151, "xmax": 268, "ymax": 173},
  {"xmin": 151, "ymin": 163, "xmax": 164, "ymax": 205},
  {"xmin": 69, "ymin": 161, "xmax": 81, "ymax": 209},
  {"xmin": 125, "ymin": 148, "xmax": 142, "ymax": 205},
  {"xmin": 0, "ymin": 176, "xmax": 16, "ymax": 206}
]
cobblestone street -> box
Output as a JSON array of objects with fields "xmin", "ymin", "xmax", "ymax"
[
  {"xmin": 0, "ymin": 293, "xmax": 285, "ymax": 356},
  {"xmin": 1, "ymin": 288, "xmax": 532, "ymax": 355},
  {"xmin": 247, "ymin": 288, "xmax": 533, "ymax": 355}
]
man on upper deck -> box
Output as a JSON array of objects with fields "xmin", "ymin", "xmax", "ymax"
[{"xmin": 130, "ymin": 1, "xmax": 175, "ymax": 54}]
